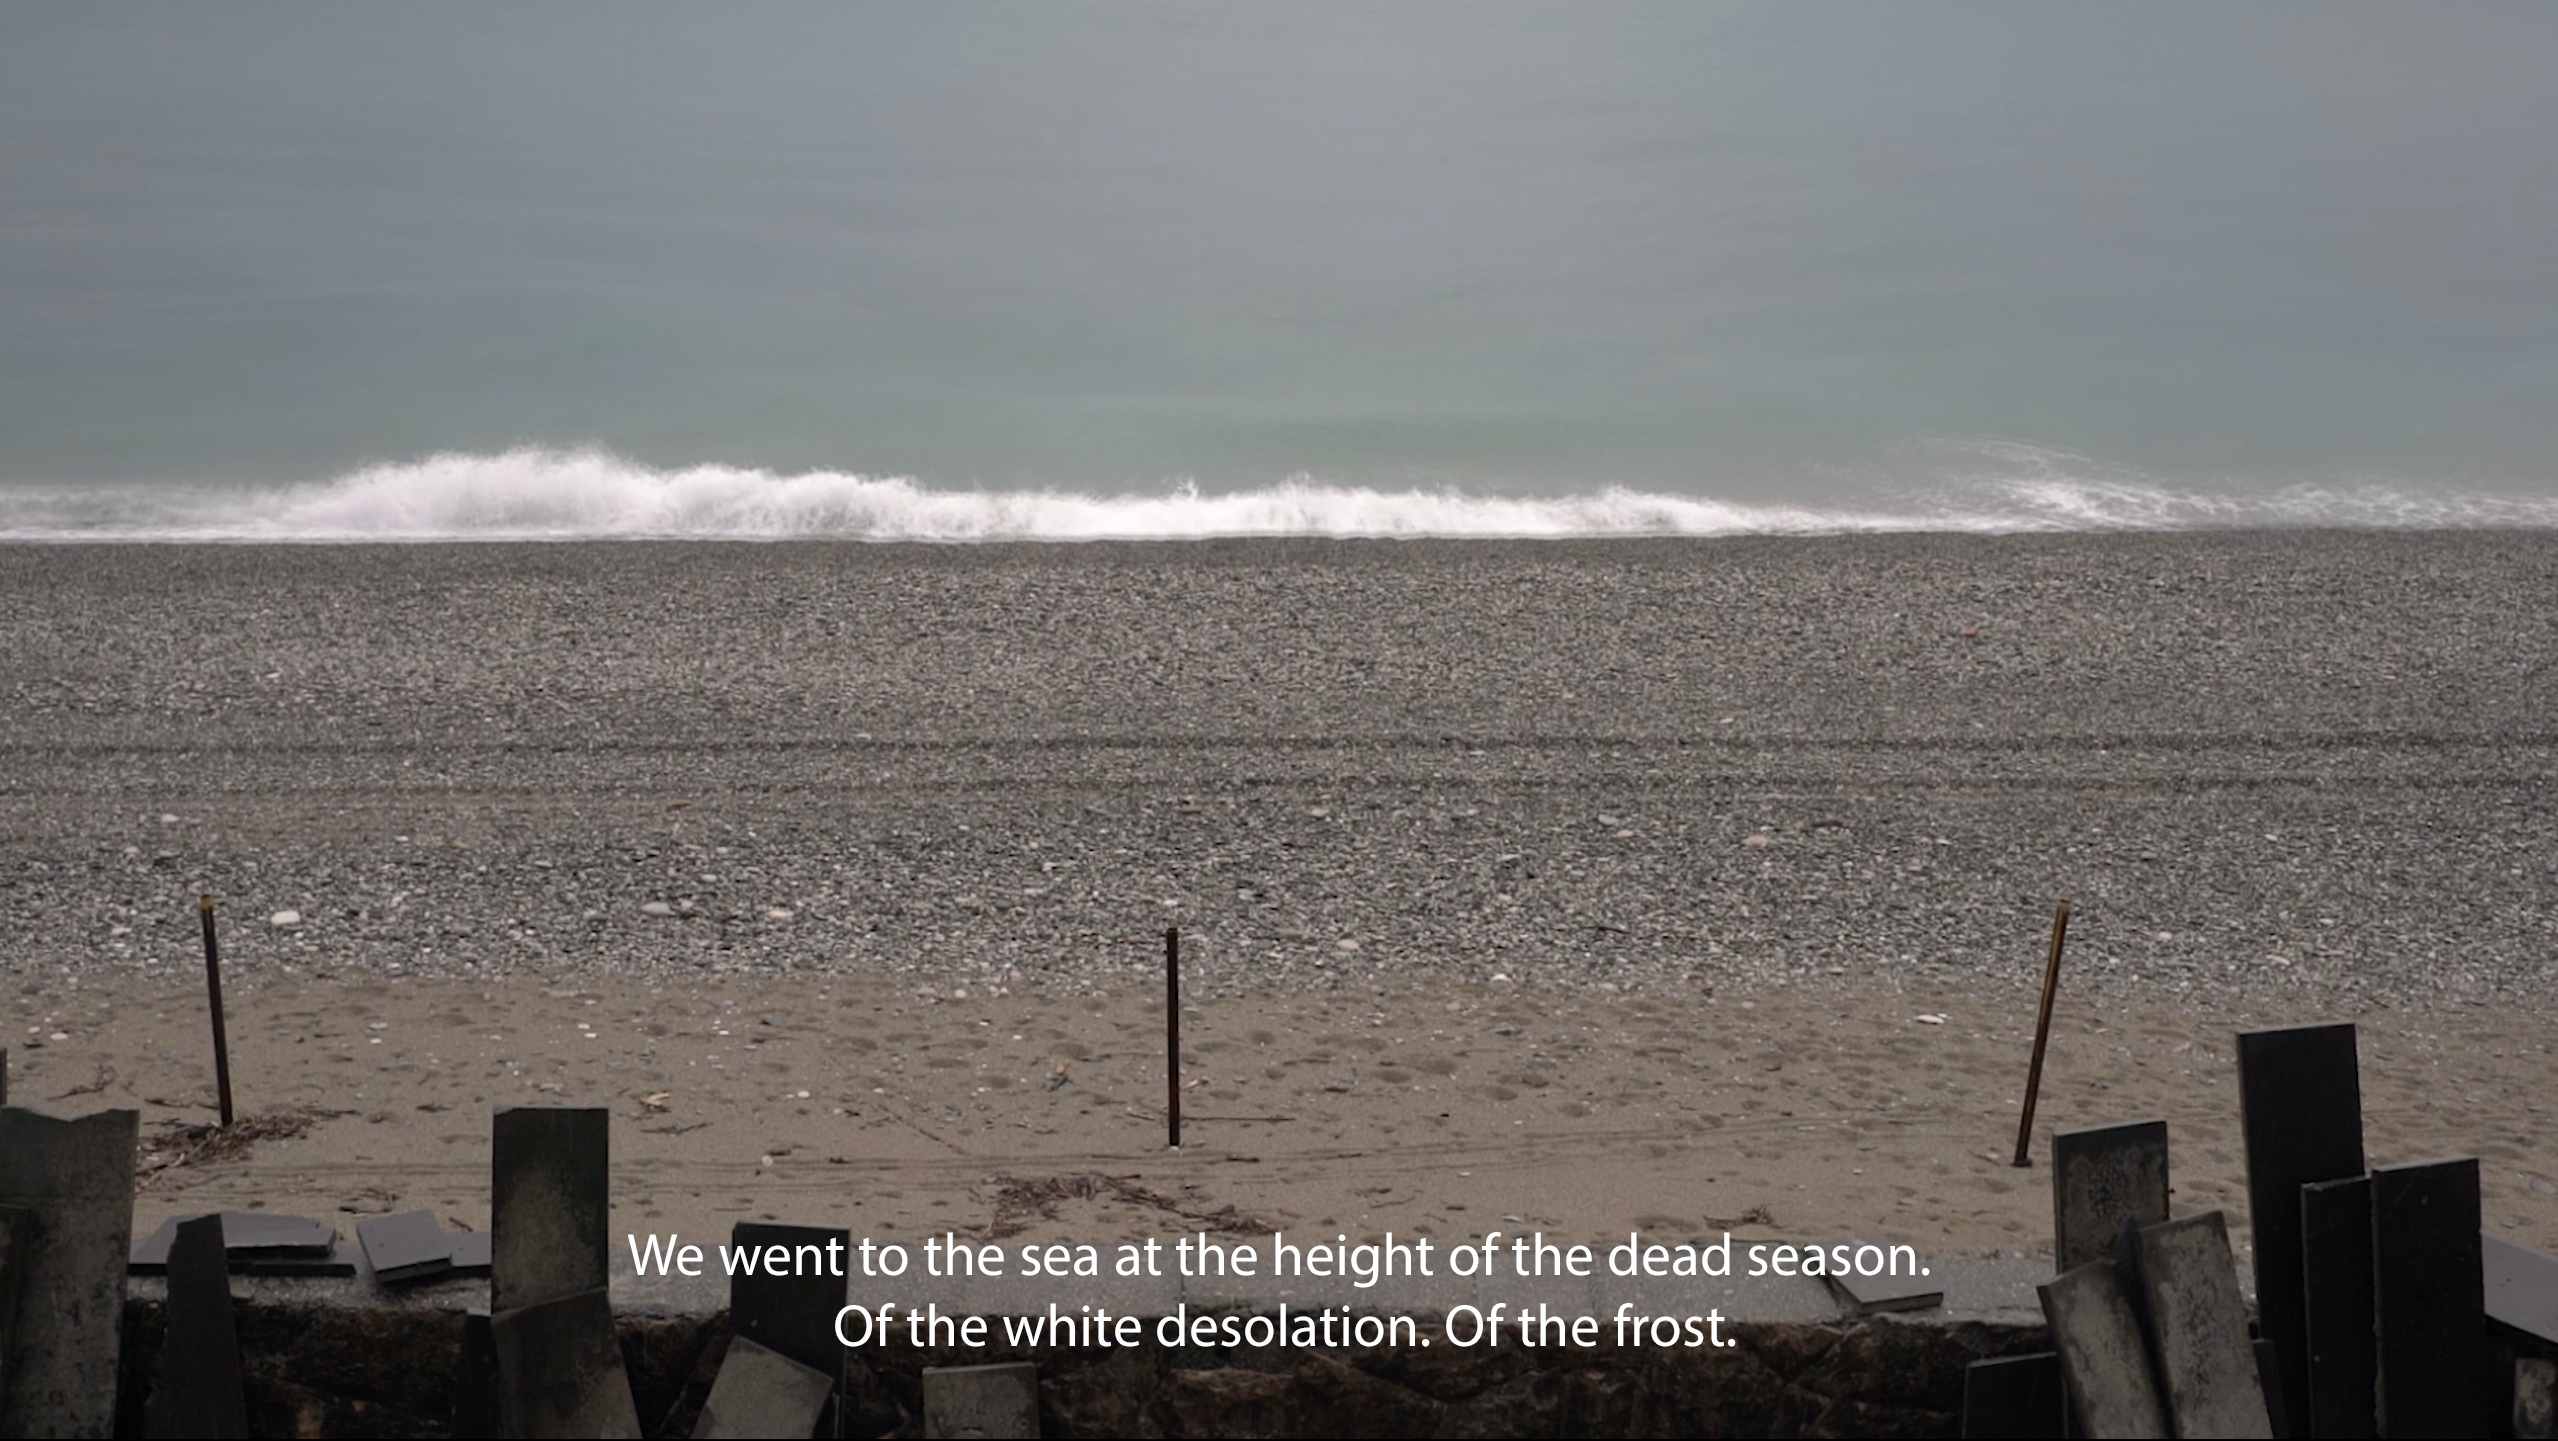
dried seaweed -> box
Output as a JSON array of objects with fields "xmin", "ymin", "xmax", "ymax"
[
  {"xmin": 136, "ymin": 1107, "xmax": 342, "ymax": 1189},
  {"xmin": 984, "ymin": 1172, "xmax": 1269, "ymax": 1239}
]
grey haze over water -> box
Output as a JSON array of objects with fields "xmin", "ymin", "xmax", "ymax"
[{"xmin": 4, "ymin": 3, "xmax": 2555, "ymax": 538}]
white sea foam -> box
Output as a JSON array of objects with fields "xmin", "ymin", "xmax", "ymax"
[{"xmin": 2, "ymin": 445, "xmax": 2552, "ymax": 542}]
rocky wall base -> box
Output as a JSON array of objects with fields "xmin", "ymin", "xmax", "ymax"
[{"xmin": 115, "ymin": 1297, "xmax": 2048, "ymax": 1438}]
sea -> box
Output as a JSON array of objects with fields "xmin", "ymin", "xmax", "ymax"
[{"xmin": 3, "ymin": 3, "xmax": 2554, "ymax": 541}]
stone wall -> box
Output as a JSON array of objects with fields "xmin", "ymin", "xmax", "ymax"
[{"xmin": 115, "ymin": 1294, "xmax": 2049, "ymax": 1438}]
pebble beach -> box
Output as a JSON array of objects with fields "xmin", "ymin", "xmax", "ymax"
[{"xmin": 5, "ymin": 533, "xmax": 2555, "ymax": 1258}]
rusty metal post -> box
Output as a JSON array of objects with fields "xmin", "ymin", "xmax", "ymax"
[
  {"xmin": 1165, "ymin": 926, "xmax": 1181, "ymax": 1149},
  {"xmin": 198, "ymin": 894, "xmax": 236, "ymax": 1127},
  {"xmin": 2012, "ymin": 900, "xmax": 2071, "ymax": 1167}
]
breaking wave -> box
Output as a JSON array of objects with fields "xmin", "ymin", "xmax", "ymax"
[{"xmin": 3, "ymin": 444, "xmax": 2554, "ymax": 541}]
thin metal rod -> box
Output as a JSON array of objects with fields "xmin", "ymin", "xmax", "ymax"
[
  {"xmin": 198, "ymin": 893, "xmax": 236, "ymax": 1128},
  {"xmin": 1165, "ymin": 926, "xmax": 1181, "ymax": 1150},
  {"xmin": 2012, "ymin": 899, "xmax": 2070, "ymax": 1167}
]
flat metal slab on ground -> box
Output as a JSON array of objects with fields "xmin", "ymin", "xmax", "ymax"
[
  {"xmin": 2487, "ymin": 1233, "xmax": 2558, "ymax": 1346},
  {"xmin": 356, "ymin": 1210, "xmax": 455, "ymax": 1284},
  {"xmin": 131, "ymin": 1212, "xmax": 337, "ymax": 1273},
  {"xmin": 448, "ymin": 1229, "xmax": 491, "ymax": 1275},
  {"xmin": 232, "ymin": 1238, "xmax": 359, "ymax": 1277},
  {"xmin": 1821, "ymin": 1248, "xmax": 1942, "ymax": 1316}
]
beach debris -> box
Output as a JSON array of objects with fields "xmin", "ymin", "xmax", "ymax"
[
  {"xmin": 1912, "ymin": 1014, "xmax": 1946, "ymax": 1025},
  {"xmin": 130, "ymin": 1211, "xmax": 340, "ymax": 1274},
  {"xmin": 268, "ymin": 909, "xmax": 301, "ymax": 927},
  {"xmin": 1045, "ymin": 1063, "xmax": 1069, "ymax": 1091},
  {"xmin": 985, "ymin": 1173, "xmax": 1267, "ymax": 1239},
  {"xmin": 48, "ymin": 1060, "xmax": 116, "ymax": 1100},
  {"xmin": 137, "ymin": 1107, "xmax": 331, "ymax": 1188},
  {"xmin": 639, "ymin": 1091, "xmax": 671, "ymax": 1111},
  {"xmin": 338, "ymin": 1183, "xmax": 400, "ymax": 1216},
  {"xmin": 1824, "ymin": 1244, "xmax": 1944, "ymax": 1316},
  {"xmin": 2486, "ymin": 1234, "xmax": 2558, "ymax": 1347},
  {"xmin": 357, "ymin": 1209, "xmax": 458, "ymax": 1284},
  {"xmin": 1703, "ymin": 1204, "xmax": 1777, "ymax": 1230}
]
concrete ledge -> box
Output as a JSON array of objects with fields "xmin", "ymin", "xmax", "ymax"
[{"xmin": 116, "ymin": 1255, "xmax": 2055, "ymax": 1437}]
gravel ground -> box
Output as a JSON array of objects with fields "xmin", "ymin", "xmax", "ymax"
[{"xmin": 5, "ymin": 532, "xmax": 2556, "ymax": 1010}]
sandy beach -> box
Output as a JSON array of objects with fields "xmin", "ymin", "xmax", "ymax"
[{"xmin": 5, "ymin": 533, "xmax": 2554, "ymax": 1265}]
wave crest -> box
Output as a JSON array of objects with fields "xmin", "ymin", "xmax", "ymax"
[{"xmin": 3, "ymin": 445, "xmax": 2554, "ymax": 541}]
